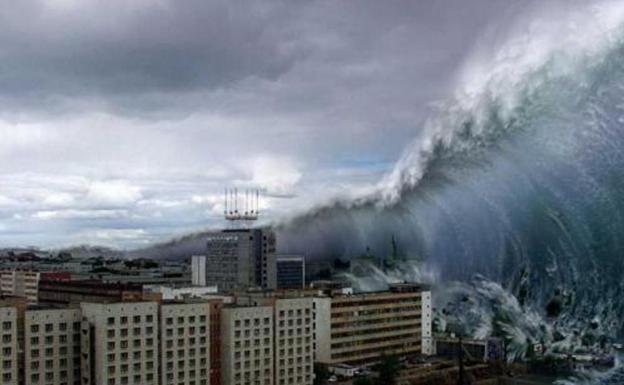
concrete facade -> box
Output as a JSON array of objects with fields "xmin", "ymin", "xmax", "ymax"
[
  {"xmin": 274, "ymin": 298, "xmax": 314, "ymax": 385},
  {"xmin": 0, "ymin": 307, "xmax": 18, "ymax": 385},
  {"xmin": 220, "ymin": 306, "xmax": 274, "ymax": 385},
  {"xmin": 314, "ymin": 284, "xmax": 433, "ymax": 366},
  {"xmin": 24, "ymin": 307, "xmax": 82, "ymax": 385},
  {"xmin": 160, "ymin": 302, "xmax": 211, "ymax": 385},
  {"xmin": 267, "ymin": 256, "xmax": 305, "ymax": 290},
  {"xmin": 143, "ymin": 285, "xmax": 218, "ymax": 300},
  {"xmin": 191, "ymin": 256, "xmax": 207, "ymax": 286},
  {"xmin": 80, "ymin": 302, "xmax": 159, "ymax": 385},
  {"xmin": 203, "ymin": 229, "xmax": 276, "ymax": 292}
]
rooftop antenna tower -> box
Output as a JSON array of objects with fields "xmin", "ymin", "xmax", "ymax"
[{"xmin": 224, "ymin": 187, "xmax": 260, "ymax": 228}]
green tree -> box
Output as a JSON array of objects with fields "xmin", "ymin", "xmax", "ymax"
[
  {"xmin": 313, "ymin": 363, "xmax": 329, "ymax": 385},
  {"xmin": 376, "ymin": 355, "xmax": 400, "ymax": 385},
  {"xmin": 354, "ymin": 378, "xmax": 375, "ymax": 385}
]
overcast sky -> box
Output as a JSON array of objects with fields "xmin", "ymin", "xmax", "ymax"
[{"xmin": 0, "ymin": 0, "xmax": 564, "ymax": 249}]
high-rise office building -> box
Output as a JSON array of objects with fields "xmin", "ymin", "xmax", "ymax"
[
  {"xmin": 160, "ymin": 302, "xmax": 211, "ymax": 385},
  {"xmin": 80, "ymin": 302, "xmax": 159, "ymax": 385},
  {"xmin": 198, "ymin": 229, "xmax": 276, "ymax": 292},
  {"xmin": 267, "ymin": 256, "xmax": 305, "ymax": 290},
  {"xmin": 24, "ymin": 307, "xmax": 82, "ymax": 385}
]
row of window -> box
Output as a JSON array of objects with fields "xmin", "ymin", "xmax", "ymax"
[
  {"xmin": 163, "ymin": 337, "xmax": 207, "ymax": 348},
  {"xmin": 163, "ymin": 326, "xmax": 206, "ymax": 336},
  {"xmin": 107, "ymin": 327, "xmax": 153, "ymax": 338},
  {"xmin": 29, "ymin": 334, "xmax": 79, "ymax": 345},
  {"xmin": 106, "ymin": 339, "xmax": 154, "ymax": 350},
  {"xmin": 234, "ymin": 318, "xmax": 270, "ymax": 328},
  {"xmin": 107, "ymin": 315, "xmax": 154, "ymax": 326},
  {"xmin": 30, "ymin": 322, "xmax": 81, "ymax": 333},
  {"xmin": 163, "ymin": 315, "xmax": 207, "ymax": 325},
  {"xmin": 30, "ymin": 346, "xmax": 80, "ymax": 358}
]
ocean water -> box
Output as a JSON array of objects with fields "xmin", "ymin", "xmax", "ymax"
[{"xmin": 276, "ymin": 2, "xmax": 624, "ymax": 383}]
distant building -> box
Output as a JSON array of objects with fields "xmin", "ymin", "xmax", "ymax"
[
  {"xmin": 435, "ymin": 337, "xmax": 504, "ymax": 362},
  {"xmin": 197, "ymin": 228, "xmax": 276, "ymax": 292},
  {"xmin": 310, "ymin": 280, "xmax": 353, "ymax": 295},
  {"xmin": 0, "ymin": 270, "xmax": 71, "ymax": 303},
  {"xmin": 38, "ymin": 280, "xmax": 143, "ymax": 304},
  {"xmin": 143, "ymin": 285, "xmax": 218, "ymax": 300},
  {"xmin": 314, "ymin": 283, "xmax": 433, "ymax": 366},
  {"xmin": 267, "ymin": 255, "xmax": 305, "ymax": 290},
  {"xmin": 191, "ymin": 256, "xmax": 207, "ymax": 286}
]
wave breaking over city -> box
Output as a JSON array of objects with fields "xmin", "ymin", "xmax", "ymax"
[{"xmin": 275, "ymin": 2, "xmax": 624, "ymax": 382}]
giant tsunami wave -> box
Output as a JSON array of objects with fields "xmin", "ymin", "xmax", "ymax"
[{"xmin": 276, "ymin": 1, "xmax": 624, "ymax": 380}]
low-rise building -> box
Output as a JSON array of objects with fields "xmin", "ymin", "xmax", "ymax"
[
  {"xmin": 314, "ymin": 283, "xmax": 433, "ymax": 366},
  {"xmin": 0, "ymin": 270, "xmax": 71, "ymax": 303},
  {"xmin": 143, "ymin": 285, "xmax": 218, "ymax": 301},
  {"xmin": 38, "ymin": 280, "xmax": 142, "ymax": 304}
]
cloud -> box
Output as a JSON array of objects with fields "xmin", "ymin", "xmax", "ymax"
[
  {"xmin": 250, "ymin": 155, "xmax": 302, "ymax": 195},
  {"xmin": 84, "ymin": 181, "xmax": 142, "ymax": 208},
  {"xmin": 32, "ymin": 209, "xmax": 129, "ymax": 220},
  {"xmin": 0, "ymin": 0, "xmax": 549, "ymax": 248}
]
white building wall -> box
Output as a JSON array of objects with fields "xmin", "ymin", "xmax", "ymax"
[
  {"xmin": 24, "ymin": 308, "xmax": 82, "ymax": 385},
  {"xmin": 0, "ymin": 307, "xmax": 18, "ymax": 385},
  {"xmin": 80, "ymin": 302, "xmax": 159, "ymax": 385},
  {"xmin": 274, "ymin": 298, "xmax": 314, "ymax": 385},
  {"xmin": 144, "ymin": 285, "xmax": 217, "ymax": 300},
  {"xmin": 421, "ymin": 290, "xmax": 434, "ymax": 355},
  {"xmin": 160, "ymin": 303, "xmax": 211, "ymax": 385},
  {"xmin": 312, "ymin": 297, "xmax": 331, "ymax": 364},
  {"xmin": 221, "ymin": 306, "xmax": 274, "ymax": 385},
  {"xmin": 192, "ymin": 256, "xmax": 207, "ymax": 286}
]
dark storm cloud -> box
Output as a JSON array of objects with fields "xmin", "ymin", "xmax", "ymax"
[
  {"xmin": 0, "ymin": 0, "xmax": 562, "ymax": 248},
  {"xmin": 0, "ymin": 0, "xmax": 531, "ymax": 118},
  {"xmin": 0, "ymin": 0, "xmax": 301, "ymax": 116}
]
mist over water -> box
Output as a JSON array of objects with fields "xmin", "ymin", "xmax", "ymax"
[{"xmin": 277, "ymin": 2, "xmax": 624, "ymax": 377}]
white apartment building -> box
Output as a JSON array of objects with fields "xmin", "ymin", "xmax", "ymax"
[
  {"xmin": 0, "ymin": 307, "xmax": 18, "ymax": 385},
  {"xmin": 24, "ymin": 307, "xmax": 82, "ymax": 385},
  {"xmin": 160, "ymin": 302, "xmax": 211, "ymax": 385},
  {"xmin": 221, "ymin": 306, "xmax": 274, "ymax": 385},
  {"xmin": 274, "ymin": 298, "xmax": 314, "ymax": 385},
  {"xmin": 80, "ymin": 302, "xmax": 159, "ymax": 385}
]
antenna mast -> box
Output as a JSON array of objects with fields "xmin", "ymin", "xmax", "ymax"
[{"xmin": 224, "ymin": 187, "xmax": 260, "ymax": 227}]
